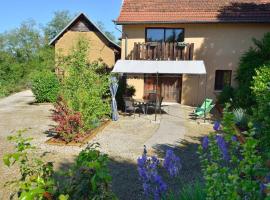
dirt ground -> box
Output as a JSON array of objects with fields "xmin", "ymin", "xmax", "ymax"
[{"xmin": 0, "ymin": 90, "xmax": 213, "ymax": 200}]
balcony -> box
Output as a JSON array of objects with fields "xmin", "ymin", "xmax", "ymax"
[{"xmin": 126, "ymin": 42, "xmax": 194, "ymax": 60}]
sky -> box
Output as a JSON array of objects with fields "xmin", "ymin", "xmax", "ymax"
[{"xmin": 0, "ymin": 0, "xmax": 122, "ymax": 38}]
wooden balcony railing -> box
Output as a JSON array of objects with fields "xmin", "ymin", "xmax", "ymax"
[{"xmin": 126, "ymin": 42, "xmax": 194, "ymax": 60}]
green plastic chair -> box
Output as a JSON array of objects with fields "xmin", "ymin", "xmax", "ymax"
[
  {"xmin": 195, "ymin": 99, "xmax": 213, "ymax": 112},
  {"xmin": 194, "ymin": 99, "xmax": 214, "ymax": 117},
  {"xmin": 194, "ymin": 104, "xmax": 215, "ymax": 117}
]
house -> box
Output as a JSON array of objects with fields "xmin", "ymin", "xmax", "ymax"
[
  {"xmin": 114, "ymin": 0, "xmax": 270, "ymax": 105},
  {"xmin": 50, "ymin": 13, "xmax": 121, "ymax": 70}
]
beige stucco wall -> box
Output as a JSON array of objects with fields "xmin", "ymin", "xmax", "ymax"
[
  {"xmin": 127, "ymin": 75, "xmax": 144, "ymax": 99},
  {"xmin": 55, "ymin": 31, "xmax": 116, "ymax": 68},
  {"xmin": 121, "ymin": 23, "xmax": 270, "ymax": 105}
]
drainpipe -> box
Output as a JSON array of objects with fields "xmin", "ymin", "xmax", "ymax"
[{"xmin": 113, "ymin": 21, "xmax": 128, "ymax": 59}]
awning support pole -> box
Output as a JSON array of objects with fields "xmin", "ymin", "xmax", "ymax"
[
  {"xmin": 155, "ymin": 72, "xmax": 159, "ymax": 121},
  {"xmin": 204, "ymin": 73, "xmax": 207, "ymax": 123}
]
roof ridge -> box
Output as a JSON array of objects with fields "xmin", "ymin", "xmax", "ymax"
[{"xmin": 50, "ymin": 13, "xmax": 120, "ymax": 49}]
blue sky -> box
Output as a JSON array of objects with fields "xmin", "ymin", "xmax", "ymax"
[{"xmin": 0, "ymin": 0, "xmax": 122, "ymax": 38}]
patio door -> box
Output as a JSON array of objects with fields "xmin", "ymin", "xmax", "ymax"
[{"xmin": 144, "ymin": 74, "xmax": 181, "ymax": 103}]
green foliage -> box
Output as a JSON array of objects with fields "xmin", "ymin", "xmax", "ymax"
[
  {"xmin": 217, "ymin": 85, "xmax": 234, "ymax": 107},
  {"xmin": 235, "ymin": 32, "xmax": 270, "ymax": 109},
  {"xmin": 44, "ymin": 10, "xmax": 73, "ymax": 42},
  {"xmin": 3, "ymin": 130, "xmax": 56, "ymax": 199},
  {"xmin": 31, "ymin": 70, "xmax": 60, "ymax": 103},
  {"xmin": 4, "ymin": 131, "xmax": 116, "ymax": 200},
  {"xmin": 178, "ymin": 181, "xmax": 206, "ymax": 200},
  {"xmin": 0, "ymin": 11, "xmax": 69, "ymax": 97},
  {"xmin": 165, "ymin": 181, "xmax": 206, "ymax": 200},
  {"xmin": 60, "ymin": 143, "xmax": 116, "ymax": 200},
  {"xmin": 96, "ymin": 21, "xmax": 117, "ymax": 43},
  {"xmin": 233, "ymin": 108, "xmax": 248, "ymax": 130},
  {"xmin": 251, "ymin": 65, "xmax": 270, "ymax": 159},
  {"xmin": 199, "ymin": 108, "xmax": 264, "ymax": 200},
  {"xmin": 116, "ymin": 77, "xmax": 136, "ymax": 110},
  {"xmin": 60, "ymin": 39, "xmax": 111, "ymax": 130}
]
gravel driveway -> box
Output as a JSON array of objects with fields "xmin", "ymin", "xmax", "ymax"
[
  {"xmin": 0, "ymin": 90, "xmax": 212, "ymax": 200},
  {"xmin": 0, "ymin": 90, "xmax": 158, "ymax": 199}
]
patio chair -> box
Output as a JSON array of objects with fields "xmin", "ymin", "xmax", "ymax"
[
  {"xmin": 146, "ymin": 96, "xmax": 164, "ymax": 114},
  {"xmin": 123, "ymin": 97, "xmax": 142, "ymax": 117},
  {"xmin": 194, "ymin": 99, "xmax": 215, "ymax": 117},
  {"xmin": 195, "ymin": 98, "xmax": 213, "ymax": 113}
]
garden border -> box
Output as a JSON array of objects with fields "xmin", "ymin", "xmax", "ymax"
[{"xmin": 45, "ymin": 120, "xmax": 111, "ymax": 147}]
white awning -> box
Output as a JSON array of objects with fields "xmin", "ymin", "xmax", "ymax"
[{"xmin": 112, "ymin": 60, "xmax": 206, "ymax": 74}]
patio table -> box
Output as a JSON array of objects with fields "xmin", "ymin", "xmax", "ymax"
[{"xmin": 134, "ymin": 99, "xmax": 150, "ymax": 114}]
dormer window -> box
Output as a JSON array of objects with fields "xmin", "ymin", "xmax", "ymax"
[{"xmin": 146, "ymin": 28, "xmax": 184, "ymax": 43}]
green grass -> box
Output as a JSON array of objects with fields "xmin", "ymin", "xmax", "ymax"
[{"xmin": 165, "ymin": 180, "xmax": 206, "ymax": 200}]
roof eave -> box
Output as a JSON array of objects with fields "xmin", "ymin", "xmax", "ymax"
[
  {"xmin": 49, "ymin": 13, "xmax": 121, "ymax": 50},
  {"xmin": 115, "ymin": 19, "xmax": 270, "ymax": 25}
]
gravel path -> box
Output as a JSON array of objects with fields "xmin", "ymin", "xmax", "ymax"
[{"xmin": 0, "ymin": 90, "xmax": 213, "ymax": 200}]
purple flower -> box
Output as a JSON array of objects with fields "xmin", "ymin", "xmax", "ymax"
[
  {"xmin": 202, "ymin": 136, "xmax": 209, "ymax": 150},
  {"xmin": 260, "ymin": 183, "xmax": 266, "ymax": 194},
  {"xmin": 137, "ymin": 151, "xmax": 167, "ymax": 199},
  {"xmin": 216, "ymin": 135, "xmax": 230, "ymax": 161},
  {"xmin": 163, "ymin": 149, "xmax": 181, "ymax": 177},
  {"xmin": 213, "ymin": 121, "xmax": 221, "ymax": 131},
  {"xmin": 231, "ymin": 135, "xmax": 238, "ymax": 142}
]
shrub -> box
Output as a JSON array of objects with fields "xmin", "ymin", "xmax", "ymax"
[
  {"xmin": 198, "ymin": 108, "xmax": 266, "ymax": 199},
  {"xmin": 31, "ymin": 70, "xmax": 60, "ymax": 103},
  {"xmin": 59, "ymin": 143, "xmax": 116, "ymax": 199},
  {"xmin": 116, "ymin": 76, "xmax": 136, "ymax": 111},
  {"xmin": 52, "ymin": 97, "xmax": 83, "ymax": 142},
  {"xmin": 4, "ymin": 131, "xmax": 116, "ymax": 200},
  {"xmin": 217, "ymin": 85, "xmax": 234, "ymax": 107},
  {"xmin": 60, "ymin": 39, "xmax": 111, "ymax": 130},
  {"xmin": 3, "ymin": 130, "xmax": 56, "ymax": 199},
  {"xmin": 251, "ymin": 65, "xmax": 270, "ymax": 159},
  {"xmin": 177, "ymin": 181, "xmax": 206, "ymax": 200},
  {"xmin": 233, "ymin": 108, "xmax": 248, "ymax": 130},
  {"xmin": 235, "ymin": 32, "xmax": 270, "ymax": 109}
]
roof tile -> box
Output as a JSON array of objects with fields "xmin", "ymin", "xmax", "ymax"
[{"xmin": 116, "ymin": 0, "xmax": 270, "ymax": 23}]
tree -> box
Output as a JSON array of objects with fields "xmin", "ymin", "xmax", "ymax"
[
  {"xmin": 44, "ymin": 10, "xmax": 73, "ymax": 42},
  {"xmin": 2, "ymin": 20, "xmax": 42, "ymax": 61},
  {"xmin": 0, "ymin": 19, "xmax": 55, "ymax": 96},
  {"xmin": 235, "ymin": 33, "xmax": 270, "ymax": 109},
  {"xmin": 96, "ymin": 21, "xmax": 117, "ymax": 43}
]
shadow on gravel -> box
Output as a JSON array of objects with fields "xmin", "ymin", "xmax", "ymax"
[
  {"xmin": 54, "ymin": 157, "xmax": 145, "ymax": 200},
  {"xmin": 53, "ymin": 136, "xmax": 203, "ymax": 200},
  {"xmin": 152, "ymin": 135, "xmax": 204, "ymax": 187}
]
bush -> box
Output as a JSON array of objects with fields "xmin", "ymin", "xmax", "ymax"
[
  {"xmin": 116, "ymin": 76, "xmax": 136, "ymax": 111},
  {"xmin": 4, "ymin": 131, "xmax": 116, "ymax": 200},
  {"xmin": 31, "ymin": 70, "xmax": 60, "ymax": 103},
  {"xmin": 52, "ymin": 97, "xmax": 83, "ymax": 142},
  {"xmin": 60, "ymin": 39, "xmax": 111, "ymax": 130},
  {"xmin": 3, "ymin": 130, "xmax": 56, "ymax": 199},
  {"xmin": 233, "ymin": 108, "xmax": 248, "ymax": 130},
  {"xmin": 59, "ymin": 143, "xmax": 116, "ymax": 199},
  {"xmin": 235, "ymin": 32, "xmax": 270, "ymax": 109},
  {"xmin": 251, "ymin": 65, "xmax": 270, "ymax": 158},
  {"xmin": 198, "ymin": 109, "xmax": 265, "ymax": 199},
  {"xmin": 217, "ymin": 85, "xmax": 234, "ymax": 107}
]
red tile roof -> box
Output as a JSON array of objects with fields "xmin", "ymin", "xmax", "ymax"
[{"xmin": 116, "ymin": 0, "xmax": 270, "ymax": 24}]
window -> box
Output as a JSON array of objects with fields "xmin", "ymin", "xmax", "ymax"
[
  {"xmin": 146, "ymin": 28, "xmax": 184, "ymax": 43},
  {"xmin": 214, "ymin": 70, "xmax": 232, "ymax": 90}
]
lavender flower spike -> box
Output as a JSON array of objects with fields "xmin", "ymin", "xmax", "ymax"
[
  {"xmin": 163, "ymin": 149, "xmax": 181, "ymax": 177},
  {"xmin": 216, "ymin": 135, "xmax": 230, "ymax": 161},
  {"xmin": 213, "ymin": 121, "xmax": 221, "ymax": 131},
  {"xmin": 231, "ymin": 135, "xmax": 238, "ymax": 142},
  {"xmin": 202, "ymin": 136, "xmax": 209, "ymax": 150}
]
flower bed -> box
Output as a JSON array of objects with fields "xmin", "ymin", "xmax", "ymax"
[{"xmin": 46, "ymin": 119, "xmax": 111, "ymax": 147}]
